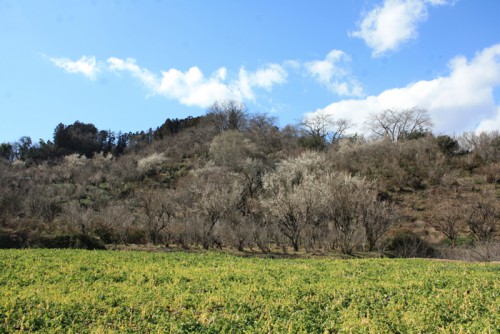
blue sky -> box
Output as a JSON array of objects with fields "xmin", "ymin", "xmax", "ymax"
[{"xmin": 1, "ymin": 0, "xmax": 500, "ymax": 143}]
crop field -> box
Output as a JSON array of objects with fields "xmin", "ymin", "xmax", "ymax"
[{"xmin": 0, "ymin": 250, "xmax": 498, "ymax": 333}]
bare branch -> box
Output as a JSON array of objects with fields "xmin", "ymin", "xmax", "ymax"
[{"xmin": 366, "ymin": 108, "xmax": 432, "ymax": 142}]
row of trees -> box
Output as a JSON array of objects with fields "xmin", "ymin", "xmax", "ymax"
[
  {"xmin": 0, "ymin": 116, "xmax": 204, "ymax": 163},
  {"xmin": 0, "ymin": 151, "xmax": 399, "ymax": 254}
]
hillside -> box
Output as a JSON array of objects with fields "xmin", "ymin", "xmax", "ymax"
[{"xmin": 0, "ymin": 105, "xmax": 499, "ymax": 260}]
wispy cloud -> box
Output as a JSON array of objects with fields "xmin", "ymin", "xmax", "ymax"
[
  {"xmin": 305, "ymin": 50, "xmax": 364, "ymax": 97},
  {"xmin": 308, "ymin": 44, "xmax": 500, "ymax": 135},
  {"xmin": 107, "ymin": 57, "xmax": 158, "ymax": 91},
  {"xmin": 350, "ymin": 0, "xmax": 453, "ymax": 57},
  {"xmin": 106, "ymin": 58, "xmax": 288, "ymax": 108},
  {"xmin": 50, "ymin": 55, "xmax": 101, "ymax": 80},
  {"xmin": 49, "ymin": 54, "xmax": 288, "ymax": 107}
]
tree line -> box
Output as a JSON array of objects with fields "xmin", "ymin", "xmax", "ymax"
[{"xmin": 0, "ymin": 116, "xmax": 203, "ymax": 163}]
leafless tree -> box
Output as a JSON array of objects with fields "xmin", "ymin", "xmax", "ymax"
[
  {"xmin": 321, "ymin": 173, "xmax": 373, "ymax": 254},
  {"xmin": 190, "ymin": 165, "xmax": 244, "ymax": 249},
  {"xmin": 210, "ymin": 131, "xmax": 257, "ymax": 168},
  {"xmin": 246, "ymin": 113, "xmax": 283, "ymax": 156},
  {"xmin": 300, "ymin": 110, "xmax": 353, "ymax": 150},
  {"xmin": 362, "ymin": 201, "xmax": 399, "ymax": 251},
  {"xmin": 263, "ymin": 177, "xmax": 320, "ymax": 252},
  {"xmin": 465, "ymin": 191, "xmax": 498, "ymax": 242},
  {"xmin": 262, "ymin": 152, "xmax": 328, "ymax": 251},
  {"xmin": 458, "ymin": 131, "xmax": 500, "ymax": 163},
  {"xmin": 332, "ymin": 132, "xmax": 448, "ymax": 190},
  {"xmin": 22, "ymin": 182, "xmax": 65, "ymax": 225},
  {"xmin": 207, "ymin": 100, "xmax": 248, "ymax": 133},
  {"xmin": 220, "ymin": 212, "xmax": 255, "ymax": 252},
  {"xmin": 140, "ymin": 189, "xmax": 176, "ymax": 245},
  {"xmin": 245, "ymin": 198, "xmax": 272, "ymax": 253},
  {"xmin": 169, "ymin": 185, "xmax": 198, "ymax": 249},
  {"xmin": 99, "ymin": 203, "xmax": 135, "ymax": 244},
  {"xmin": 366, "ymin": 108, "xmax": 432, "ymax": 142},
  {"xmin": 427, "ymin": 199, "xmax": 464, "ymax": 246},
  {"xmin": 301, "ymin": 111, "xmax": 333, "ymax": 142},
  {"xmin": 60, "ymin": 203, "xmax": 94, "ymax": 235}
]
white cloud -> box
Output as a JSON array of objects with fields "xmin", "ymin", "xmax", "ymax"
[
  {"xmin": 107, "ymin": 57, "xmax": 158, "ymax": 90},
  {"xmin": 107, "ymin": 58, "xmax": 287, "ymax": 108},
  {"xmin": 476, "ymin": 106, "xmax": 500, "ymax": 133},
  {"xmin": 158, "ymin": 66, "xmax": 234, "ymax": 106},
  {"xmin": 50, "ymin": 56, "xmax": 101, "ymax": 80},
  {"xmin": 247, "ymin": 64, "xmax": 288, "ymax": 90},
  {"xmin": 350, "ymin": 0, "xmax": 451, "ymax": 57},
  {"xmin": 50, "ymin": 54, "xmax": 287, "ymax": 107},
  {"xmin": 305, "ymin": 50, "xmax": 364, "ymax": 97},
  {"xmin": 309, "ymin": 44, "xmax": 500, "ymax": 135}
]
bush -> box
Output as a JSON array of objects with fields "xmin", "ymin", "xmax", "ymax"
[
  {"xmin": 1, "ymin": 229, "xmax": 106, "ymax": 250},
  {"xmin": 124, "ymin": 228, "xmax": 148, "ymax": 245},
  {"xmin": 469, "ymin": 241, "xmax": 500, "ymax": 262},
  {"xmin": 478, "ymin": 163, "xmax": 500, "ymax": 184},
  {"xmin": 435, "ymin": 135, "xmax": 459, "ymax": 156},
  {"xmin": 383, "ymin": 233, "xmax": 437, "ymax": 258},
  {"xmin": 31, "ymin": 234, "xmax": 106, "ymax": 250},
  {"xmin": 137, "ymin": 153, "xmax": 168, "ymax": 177},
  {"xmin": 439, "ymin": 241, "xmax": 500, "ymax": 262},
  {"xmin": 0, "ymin": 229, "xmax": 30, "ymax": 248}
]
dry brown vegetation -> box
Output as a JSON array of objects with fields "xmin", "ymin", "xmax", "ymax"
[{"xmin": 1, "ymin": 104, "xmax": 499, "ymax": 260}]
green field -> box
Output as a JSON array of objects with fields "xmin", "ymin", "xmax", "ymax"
[{"xmin": 0, "ymin": 250, "xmax": 498, "ymax": 333}]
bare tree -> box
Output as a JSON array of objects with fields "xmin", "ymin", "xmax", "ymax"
[
  {"xmin": 209, "ymin": 130, "xmax": 268, "ymax": 201},
  {"xmin": 458, "ymin": 131, "xmax": 500, "ymax": 163},
  {"xmin": 465, "ymin": 191, "xmax": 498, "ymax": 242},
  {"xmin": 246, "ymin": 198, "xmax": 271, "ymax": 253},
  {"xmin": 207, "ymin": 100, "xmax": 248, "ymax": 133},
  {"xmin": 330, "ymin": 118, "xmax": 353, "ymax": 142},
  {"xmin": 262, "ymin": 152, "xmax": 328, "ymax": 251},
  {"xmin": 300, "ymin": 110, "xmax": 352, "ymax": 150},
  {"xmin": 140, "ymin": 189, "xmax": 176, "ymax": 245},
  {"xmin": 100, "ymin": 203, "xmax": 134, "ymax": 244},
  {"xmin": 262, "ymin": 177, "xmax": 321, "ymax": 252},
  {"xmin": 221, "ymin": 212, "xmax": 255, "ymax": 252},
  {"xmin": 428, "ymin": 199, "xmax": 464, "ymax": 246},
  {"xmin": 321, "ymin": 173, "xmax": 374, "ymax": 254},
  {"xmin": 190, "ymin": 165, "xmax": 244, "ymax": 249},
  {"xmin": 246, "ymin": 113, "xmax": 282, "ymax": 155},
  {"xmin": 28, "ymin": 195, "xmax": 62, "ymax": 224},
  {"xmin": 362, "ymin": 201, "xmax": 399, "ymax": 251},
  {"xmin": 209, "ymin": 131, "xmax": 258, "ymax": 169},
  {"xmin": 61, "ymin": 203, "xmax": 94, "ymax": 236},
  {"xmin": 300, "ymin": 111, "xmax": 333, "ymax": 145},
  {"xmin": 366, "ymin": 108, "xmax": 432, "ymax": 142}
]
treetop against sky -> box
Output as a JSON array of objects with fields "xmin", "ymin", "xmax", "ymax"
[{"xmin": 1, "ymin": 0, "xmax": 500, "ymax": 143}]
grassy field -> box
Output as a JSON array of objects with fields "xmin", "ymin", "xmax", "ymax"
[{"xmin": 0, "ymin": 250, "xmax": 498, "ymax": 333}]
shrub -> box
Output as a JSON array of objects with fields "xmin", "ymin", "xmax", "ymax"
[
  {"xmin": 137, "ymin": 153, "xmax": 168, "ymax": 177},
  {"xmin": 383, "ymin": 233, "xmax": 437, "ymax": 258},
  {"xmin": 31, "ymin": 234, "xmax": 106, "ymax": 250},
  {"xmin": 0, "ymin": 229, "xmax": 30, "ymax": 248},
  {"xmin": 435, "ymin": 135, "xmax": 459, "ymax": 156},
  {"xmin": 469, "ymin": 241, "xmax": 500, "ymax": 262}
]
